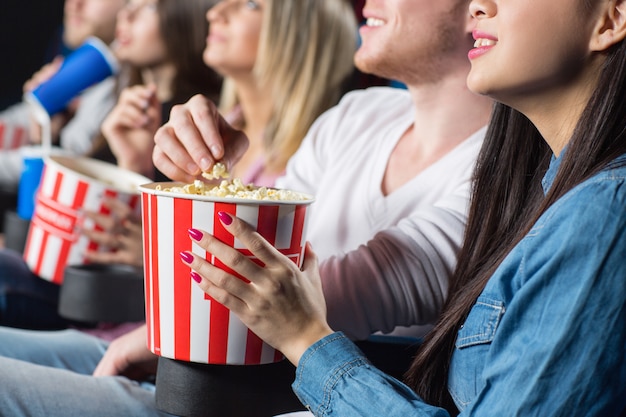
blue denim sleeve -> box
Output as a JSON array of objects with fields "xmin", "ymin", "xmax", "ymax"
[
  {"xmin": 292, "ymin": 332, "xmax": 449, "ymax": 417},
  {"xmin": 458, "ymin": 174, "xmax": 626, "ymax": 416}
]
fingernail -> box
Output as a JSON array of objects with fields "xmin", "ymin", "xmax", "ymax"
[
  {"xmin": 210, "ymin": 145, "xmax": 222, "ymax": 157},
  {"xmin": 199, "ymin": 157, "xmax": 212, "ymax": 172},
  {"xmin": 188, "ymin": 228, "xmax": 203, "ymax": 241},
  {"xmin": 179, "ymin": 251, "xmax": 194, "ymax": 264},
  {"xmin": 217, "ymin": 211, "xmax": 232, "ymax": 225},
  {"xmin": 191, "ymin": 271, "xmax": 202, "ymax": 283},
  {"xmin": 186, "ymin": 162, "xmax": 200, "ymax": 175}
]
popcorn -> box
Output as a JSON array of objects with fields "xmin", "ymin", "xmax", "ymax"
[
  {"xmin": 201, "ymin": 162, "xmax": 229, "ymax": 180},
  {"xmin": 157, "ymin": 162, "xmax": 310, "ymax": 201},
  {"xmin": 141, "ymin": 172, "xmax": 313, "ymax": 366},
  {"xmin": 157, "ymin": 178, "xmax": 310, "ymax": 202}
]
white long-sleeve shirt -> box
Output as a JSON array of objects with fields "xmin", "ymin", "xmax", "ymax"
[
  {"xmin": 0, "ymin": 77, "xmax": 116, "ymax": 188},
  {"xmin": 277, "ymin": 87, "xmax": 486, "ymax": 340}
]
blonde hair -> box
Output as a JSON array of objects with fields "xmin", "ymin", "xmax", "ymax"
[{"xmin": 220, "ymin": 0, "xmax": 357, "ymax": 172}]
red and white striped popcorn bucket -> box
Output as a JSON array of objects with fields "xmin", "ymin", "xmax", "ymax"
[
  {"xmin": 0, "ymin": 121, "xmax": 28, "ymax": 150},
  {"xmin": 23, "ymin": 155, "xmax": 151, "ymax": 284},
  {"xmin": 139, "ymin": 182, "xmax": 314, "ymax": 365}
]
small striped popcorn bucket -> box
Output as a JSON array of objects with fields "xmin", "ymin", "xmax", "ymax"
[
  {"xmin": 23, "ymin": 155, "xmax": 151, "ymax": 283},
  {"xmin": 139, "ymin": 182, "xmax": 314, "ymax": 365},
  {"xmin": 0, "ymin": 121, "xmax": 28, "ymax": 150}
]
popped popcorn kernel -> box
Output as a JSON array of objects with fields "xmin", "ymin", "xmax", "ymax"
[
  {"xmin": 201, "ymin": 162, "xmax": 229, "ymax": 180},
  {"xmin": 156, "ymin": 162, "xmax": 309, "ymax": 201},
  {"xmin": 158, "ymin": 178, "xmax": 310, "ymax": 202}
]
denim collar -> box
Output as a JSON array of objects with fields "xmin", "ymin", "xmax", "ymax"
[
  {"xmin": 541, "ymin": 153, "xmax": 561, "ymax": 195},
  {"xmin": 541, "ymin": 149, "xmax": 626, "ymax": 195}
]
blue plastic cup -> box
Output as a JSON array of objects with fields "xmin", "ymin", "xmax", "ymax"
[
  {"xmin": 24, "ymin": 37, "xmax": 118, "ymax": 117},
  {"xmin": 16, "ymin": 147, "xmax": 47, "ymax": 220}
]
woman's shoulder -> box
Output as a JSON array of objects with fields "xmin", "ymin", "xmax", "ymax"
[
  {"xmin": 561, "ymin": 158, "xmax": 626, "ymax": 209},
  {"xmin": 501, "ymin": 157, "xmax": 626, "ymax": 302},
  {"xmin": 530, "ymin": 158, "xmax": 626, "ymax": 242}
]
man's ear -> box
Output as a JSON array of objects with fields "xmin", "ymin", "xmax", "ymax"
[{"xmin": 590, "ymin": 0, "xmax": 626, "ymax": 51}]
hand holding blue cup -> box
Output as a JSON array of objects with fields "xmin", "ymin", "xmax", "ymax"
[
  {"xmin": 24, "ymin": 36, "xmax": 119, "ymax": 118},
  {"xmin": 18, "ymin": 37, "xmax": 118, "ymax": 215}
]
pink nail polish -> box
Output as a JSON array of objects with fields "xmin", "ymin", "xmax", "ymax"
[
  {"xmin": 191, "ymin": 271, "xmax": 202, "ymax": 283},
  {"xmin": 188, "ymin": 228, "xmax": 203, "ymax": 241},
  {"xmin": 217, "ymin": 211, "xmax": 233, "ymax": 225},
  {"xmin": 179, "ymin": 251, "xmax": 193, "ymax": 264}
]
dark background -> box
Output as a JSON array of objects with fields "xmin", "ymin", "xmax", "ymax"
[
  {"xmin": 0, "ymin": 0, "xmax": 389, "ymax": 110},
  {"xmin": 0, "ymin": 0, "xmax": 65, "ymax": 111}
]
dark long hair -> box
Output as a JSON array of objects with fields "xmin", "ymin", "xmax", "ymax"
[
  {"xmin": 89, "ymin": 0, "xmax": 222, "ymax": 163},
  {"xmin": 405, "ymin": 39, "xmax": 626, "ymax": 414},
  {"xmin": 158, "ymin": 0, "xmax": 222, "ymax": 104},
  {"xmin": 120, "ymin": 0, "xmax": 222, "ymax": 103}
]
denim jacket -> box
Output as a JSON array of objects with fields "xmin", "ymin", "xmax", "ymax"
[{"xmin": 292, "ymin": 154, "xmax": 626, "ymax": 416}]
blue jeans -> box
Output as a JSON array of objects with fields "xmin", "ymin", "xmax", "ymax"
[
  {"xmin": 0, "ymin": 326, "xmax": 173, "ymax": 417},
  {"xmin": 0, "ymin": 327, "xmax": 307, "ymax": 417},
  {"xmin": 0, "ymin": 248, "xmax": 87, "ymax": 329}
]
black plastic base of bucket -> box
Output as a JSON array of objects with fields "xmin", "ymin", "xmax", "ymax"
[
  {"xmin": 3, "ymin": 210, "xmax": 30, "ymax": 254},
  {"xmin": 155, "ymin": 356, "xmax": 305, "ymax": 417},
  {"xmin": 58, "ymin": 264, "xmax": 145, "ymax": 323}
]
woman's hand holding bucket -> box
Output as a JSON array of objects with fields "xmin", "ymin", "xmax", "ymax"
[
  {"xmin": 77, "ymin": 196, "xmax": 144, "ymax": 268},
  {"xmin": 180, "ymin": 213, "xmax": 333, "ymax": 366}
]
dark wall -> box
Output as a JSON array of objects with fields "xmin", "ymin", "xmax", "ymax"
[{"xmin": 0, "ymin": 0, "xmax": 65, "ymax": 111}]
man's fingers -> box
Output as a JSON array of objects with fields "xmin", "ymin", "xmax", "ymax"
[
  {"xmin": 154, "ymin": 121, "xmax": 206, "ymax": 177},
  {"xmin": 187, "ymin": 95, "xmax": 225, "ymax": 164},
  {"xmin": 166, "ymin": 99, "xmax": 217, "ymax": 172},
  {"xmin": 152, "ymin": 144, "xmax": 201, "ymax": 183},
  {"xmin": 217, "ymin": 116, "xmax": 249, "ymax": 171},
  {"xmin": 153, "ymin": 94, "xmax": 250, "ymax": 179}
]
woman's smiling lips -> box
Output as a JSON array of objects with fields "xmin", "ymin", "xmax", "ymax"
[
  {"xmin": 469, "ymin": 29, "xmax": 497, "ymax": 60},
  {"xmin": 207, "ymin": 30, "xmax": 227, "ymax": 44}
]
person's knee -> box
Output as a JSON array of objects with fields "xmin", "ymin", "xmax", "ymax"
[{"xmin": 0, "ymin": 249, "xmax": 31, "ymax": 287}]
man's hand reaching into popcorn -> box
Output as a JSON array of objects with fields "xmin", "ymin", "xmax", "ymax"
[{"xmin": 153, "ymin": 94, "xmax": 249, "ymax": 183}]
